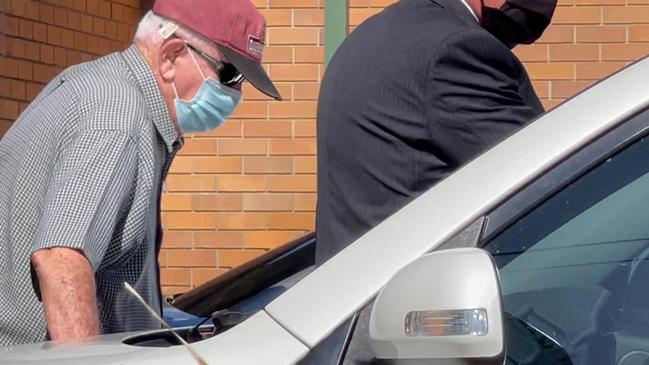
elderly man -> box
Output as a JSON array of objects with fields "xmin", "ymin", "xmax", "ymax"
[
  {"xmin": 0, "ymin": 0, "xmax": 280, "ymax": 346},
  {"xmin": 315, "ymin": 0, "xmax": 557, "ymax": 264}
]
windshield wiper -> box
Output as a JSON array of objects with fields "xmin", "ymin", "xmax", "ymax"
[{"xmin": 187, "ymin": 309, "xmax": 256, "ymax": 342}]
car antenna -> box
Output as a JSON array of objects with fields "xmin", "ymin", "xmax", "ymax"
[{"xmin": 124, "ymin": 282, "xmax": 209, "ymax": 365}]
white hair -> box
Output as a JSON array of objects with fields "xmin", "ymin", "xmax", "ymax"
[{"xmin": 134, "ymin": 11, "xmax": 215, "ymax": 52}]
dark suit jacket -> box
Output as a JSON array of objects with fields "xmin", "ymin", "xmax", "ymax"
[{"xmin": 315, "ymin": 0, "xmax": 545, "ymax": 264}]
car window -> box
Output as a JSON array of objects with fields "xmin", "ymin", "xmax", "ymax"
[
  {"xmin": 483, "ymin": 133, "xmax": 649, "ymax": 365},
  {"xmin": 170, "ymin": 233, "xmax": 315, "ymax": 317}
]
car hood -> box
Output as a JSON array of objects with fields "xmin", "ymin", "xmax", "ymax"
[
  {"xmin": 0, "ymin": 332, "xmax": 154, "ymax": 365},
  {"xmin": 0, "ymin": 311, "xmax": 309, "ymax": 365}
]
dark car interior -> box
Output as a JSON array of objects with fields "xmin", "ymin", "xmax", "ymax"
[
  {"xmin": 484, "ymin": 134, "xmax": 649, "ymax": 365},
  {"xmin": 123, "ymin": 232, "xmax": 316, "ymax": 347}
]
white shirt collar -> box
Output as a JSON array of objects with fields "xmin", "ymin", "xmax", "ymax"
[{"xmin": 459, "ymin": 0, "xmax": 479, "ymax": 21}]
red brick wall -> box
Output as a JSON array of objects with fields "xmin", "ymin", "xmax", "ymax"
[
  {"xmin": 2, "ymin": 0, "xmax": 649, "ymax": 294},
  {"xmin": 515, "ymin": 0, "xmax": 642, "ymax": 110},
  {"xmin": 160, "ymin": 0, "xmax": 323, "ymax": 293},
  {"xmin": 0, "ymin": 0, "xmax": 147, "ymax": 136}
]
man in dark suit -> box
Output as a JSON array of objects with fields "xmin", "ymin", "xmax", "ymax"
[{"xmin": 315, "ymin": 0, "xmax": 556, "ymax": 264}]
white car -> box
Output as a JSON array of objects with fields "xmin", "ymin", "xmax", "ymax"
[{"xmin": 4, "ymin": 55, "xmax": 649, "ymax": 365}]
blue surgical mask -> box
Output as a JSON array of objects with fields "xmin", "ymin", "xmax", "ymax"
[{"xmin": 173, "ymin": 49, "xmax": 242, "ymax": 134}]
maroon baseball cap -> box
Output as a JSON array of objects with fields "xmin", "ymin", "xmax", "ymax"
[{"xmin": 153, "ymin": 0, "xmax": 282, "ymax": 100}]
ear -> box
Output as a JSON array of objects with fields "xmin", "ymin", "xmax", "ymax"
[{"xmin": 158, "ymin": 38, "xmax": 187, "ymax": 82}]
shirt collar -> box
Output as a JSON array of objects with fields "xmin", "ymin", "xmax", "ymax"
[
  {"xmin": 459, "ymin": 0, "xmax": 479, "ymax": 21},
  {"xmin": 122, "ymin": 45, "xmax": 182, "ymax": 153}
]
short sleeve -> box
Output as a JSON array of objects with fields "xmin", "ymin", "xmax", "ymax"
[{"xmin": 33, "ymin": 129, "xmax": 137, "ymax": 270}]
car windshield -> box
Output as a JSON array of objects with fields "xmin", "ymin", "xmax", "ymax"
[{"xmin": 484, "ymin": 133, "xmax": 649, "ymax": 365}]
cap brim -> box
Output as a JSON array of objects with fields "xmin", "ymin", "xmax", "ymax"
[{"xmin": 218, "ymin": 45, "xmax": 282, "ymax": 101}]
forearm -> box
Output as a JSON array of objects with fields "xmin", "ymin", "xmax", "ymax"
[{"xmin": 31, "ymin": 247, "xmax": 100, "ymax": 341}]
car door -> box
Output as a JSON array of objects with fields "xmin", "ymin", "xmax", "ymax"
[
  {"xmin": 479, "ymin": 109, "xmax": 649, "ymax": 365},
  {"xmin": 332, "ymin": 106, "xmax": 649, "ymax": 365}
]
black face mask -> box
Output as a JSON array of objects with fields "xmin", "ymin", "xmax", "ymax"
[{"xmin": 480, "ymin": 0, "xmax": 558, "ymax": 48}]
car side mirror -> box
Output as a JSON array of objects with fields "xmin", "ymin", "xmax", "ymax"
[{"xmin": 369, "ymin": 248, "xmax": 505, "ymax": 364}]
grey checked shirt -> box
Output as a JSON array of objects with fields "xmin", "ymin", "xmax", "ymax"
[{"xmin": 0, "ymin": 45, "xmax": 182, "ymax": 346}]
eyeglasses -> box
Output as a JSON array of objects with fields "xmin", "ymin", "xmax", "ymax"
[{"xmin": 186, "ymin": 44, "xmax": 245, "ymax": 88}]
